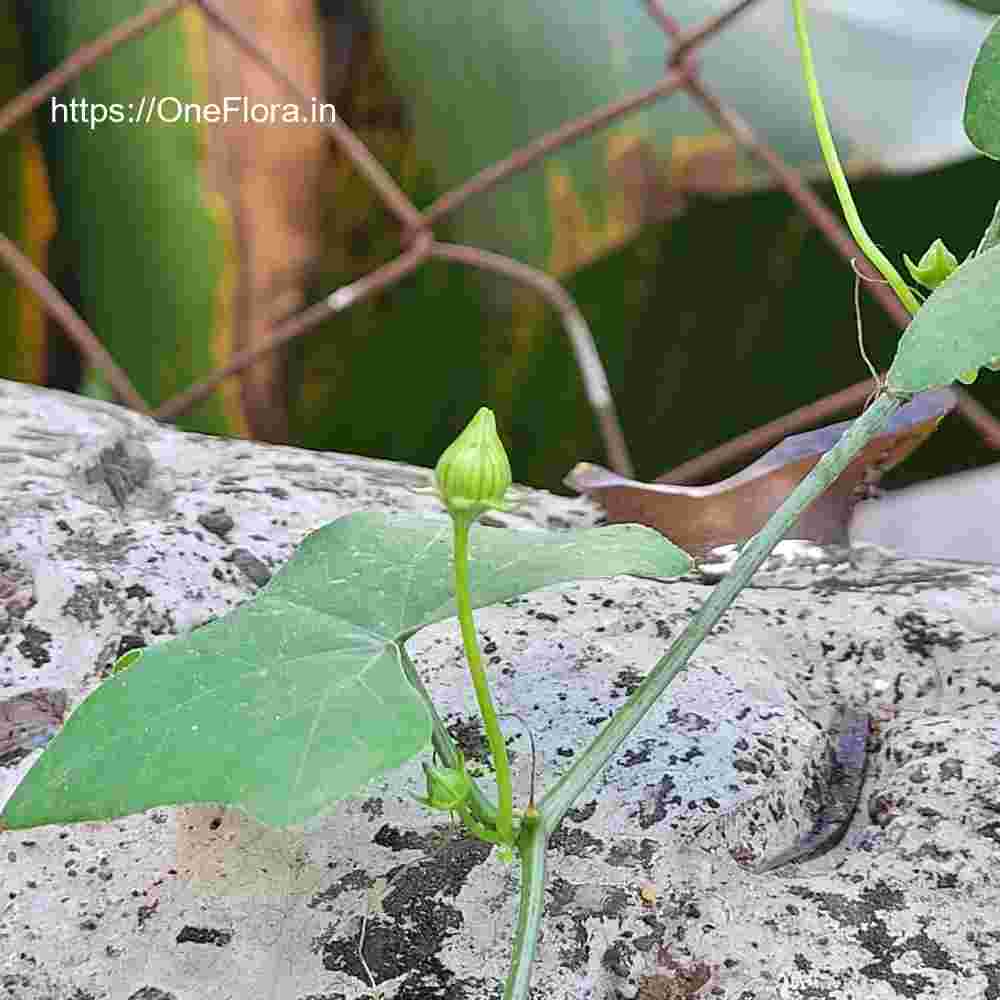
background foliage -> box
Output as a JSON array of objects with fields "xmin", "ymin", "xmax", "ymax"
[{"xmin": 3, "ymin": 0, "xmax": 999, "ymax": 494}]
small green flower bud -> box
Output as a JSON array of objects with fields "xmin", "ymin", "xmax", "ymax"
[
  {"xmin": 903, "ymin": 238, "xmax": 958, "ymax": 291},
  {"xmin": 412, "ymin": 750, "xmax": 474, "ymax": 813},
  {"xmin": 434, "ymin": 407, "xmax": 512, "ymax": 521}
]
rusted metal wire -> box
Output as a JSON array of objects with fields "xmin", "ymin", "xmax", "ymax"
[
  {"xmin": 657, "ymin": 373, "xmax": 887, "ymax": 485},
  {"xmin": 0, "ymin": 234, "xmax": 150, "ymax": 414},
  {"xmin": 0, "ymin": 0, "xmax": 185, "ymax": 136},
  {"xmin": 0, "ymin": 0, "xmax": 996, "ymax": 482},
  {"xmin": 645, "ymin": 0, "xmax": 1000, "ymax": 478},
  {"xmin": 420, "ymin": 70, "xmax": 690, "ymax": 230},
  {"xmin": 193, "ymin": 0, "xmax": 423, "ymax": 231},
  {"xmin": 153, "ymin": 233, "xmax": 435, "ymax": 422},
  {"xmin": 430, "ymin": 242, "xmax": 634, "ymax": 478}
]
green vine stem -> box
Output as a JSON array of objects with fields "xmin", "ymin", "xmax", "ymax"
[
  {"xmin": 500, "ymin": 394, "xmax": 905, "ymax": 999},
  {"xmin": 537, "ymin": 393, "xmax": 901, "ymax": 833},
  {"xmin": 453, "ymin": 516, "xmax": 516, "ymax": 844},
  {"xmin": 504, "ymin": 809, "xmax": 547, "ymax": 1000},
  {"xmin": 791, "ymin": 0, "xmax": 921, "ymax": 317},
  {"xmin": 502, "ymin": 12, "xmax": 924, "ymax": 993}
]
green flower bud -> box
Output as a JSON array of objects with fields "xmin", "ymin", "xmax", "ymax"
[
  {"xmin": 412, "ymin": 750, "xmax": 474, "ymax": 813},
  {"xmin": 903, "ymin": 238, "xmax": 958, "ymax": 291},
  {"xmin": 434, "ymin": 407, "xmax": 512, "ymax": 521}
]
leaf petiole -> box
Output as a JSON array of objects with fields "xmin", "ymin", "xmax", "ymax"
[{"xmin": 456, "ymin": 801, "xmax": 508, "ymax": 845}]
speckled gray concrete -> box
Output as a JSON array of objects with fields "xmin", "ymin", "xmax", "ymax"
[{"xmin": 2, "ymin": 379, "xmax": 999, "ymax": 1000}]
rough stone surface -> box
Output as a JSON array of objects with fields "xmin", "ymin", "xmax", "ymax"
[{"xmin": 2, "ymin": 378, "xmax": 1000, "ymax": 1000}]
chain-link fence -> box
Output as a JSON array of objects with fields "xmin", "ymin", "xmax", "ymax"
[{"xmin": 2, "ymin": 0, "xmax": 997, "ymax": 482}]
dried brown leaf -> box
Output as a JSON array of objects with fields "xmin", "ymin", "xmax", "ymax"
[{"xmin": 565, "ymin": 389, "xmax": 955, "ymax": 556}]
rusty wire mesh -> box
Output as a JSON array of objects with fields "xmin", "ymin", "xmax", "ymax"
[{"xmin": 1, "ymin": 0, "xmax": 997, "ymax": 483}]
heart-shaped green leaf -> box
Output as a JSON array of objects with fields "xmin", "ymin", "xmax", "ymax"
[
  {"xmin": 887, "ymin": 244, "xmax": 1000, "ymax": 394},
  {"xmin": 0, "ymin": 512, "xmax": 690, "ymax": 831}
]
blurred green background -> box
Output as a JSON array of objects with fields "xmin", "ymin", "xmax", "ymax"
[{"xmin": 3, "ymin": 0, "xmax": 998, "ymax": 495}]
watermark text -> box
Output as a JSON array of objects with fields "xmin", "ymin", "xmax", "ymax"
[{"xmin": 50, "ymin": 95, "xmax": 336, "ymax": 130}]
